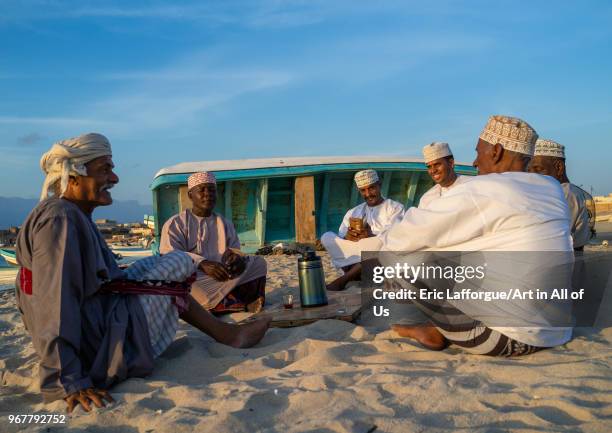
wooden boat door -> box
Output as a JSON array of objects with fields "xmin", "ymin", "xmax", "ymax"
[{"xmin": 294, "ymin": 176, "xmax": 317, "ymax": 244}]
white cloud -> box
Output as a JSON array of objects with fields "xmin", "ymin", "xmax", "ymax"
[
  {"xmin": 0, "ymin": 0, "xmax": 482, "ymax": 28},
  {"xmin": 0, "ymin": 115, "xmax": 111, "ymax": 127},
  {"xmin": 281, "ymin": 29, "xmax": 493, "ymax": 85},
  {"xmin": 83, "ymin": 56, "xmax": 295, "ymax": 135},
  {"xmin": 0, "ymin": 24, "xmax": 491, "ymax": 136}
]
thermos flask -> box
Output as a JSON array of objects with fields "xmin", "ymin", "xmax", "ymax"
[{"xmin": 298, "ymin": 251, "xmax": 329, "ymax": 308}]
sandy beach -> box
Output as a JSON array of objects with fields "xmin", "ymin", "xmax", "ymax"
[
  {"xmin": 0, "ymin": 249, "xmax": 610, "ymax": 433},
  {"xmin": 2, "ymin": 0, "xmax": 611, "ymax": 430}
]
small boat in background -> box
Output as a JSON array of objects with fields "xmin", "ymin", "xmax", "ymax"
[
  {"xmin": 150, "ymin": 156, "xmax": 477, "ymax": 252},
  {"xmin": 0, "ymin": 248, "xmax": 18, "ymax": 267}
]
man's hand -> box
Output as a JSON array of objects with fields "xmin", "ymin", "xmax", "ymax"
[
  {"xmin": 345, "ymin": 227, "xmax": 373, "ymax": 242},
  {"xmin": 221, "ymin": 250, "xmax": 246, "ymax": 278},
  {"xmin": 200, "ymin": 260, "xmax": 231, "ymax": 281},
  {"xmin": 65, "ymin": 388, "xmax": 114, "ymax": 413},
  {"xmin": 344, "ymin": 229, "xmax": 361, "ymax": 242}
]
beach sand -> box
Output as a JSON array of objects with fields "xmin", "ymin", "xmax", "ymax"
[{"xmin": 1, "ymin": 252, "xmax": 611, "ymax": 432}]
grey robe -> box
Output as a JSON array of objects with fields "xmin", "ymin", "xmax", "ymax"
[
  {"xmin": 15, "ymin": 198, "xmax": 154, "ymax": 402},
  {"xmin": 562, "ymin": 183, "xmax": 591, "ymax": 248},
  {"xmin": 160, "ymin": 209, "xmax": 267, "ymax": 309}
]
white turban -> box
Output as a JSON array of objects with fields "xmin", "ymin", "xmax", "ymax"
[{"xmin": 39, "ymin": 133, "xmax": 113, "ymax": 201}]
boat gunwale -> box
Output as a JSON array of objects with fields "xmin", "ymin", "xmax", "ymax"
[{"xmin": 150, "ymin": 159, "xmax": 477, "ymax": 190}]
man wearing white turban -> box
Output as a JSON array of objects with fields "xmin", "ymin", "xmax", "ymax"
[
  {"xmin": 529, "ymin": 139, "xmax": 593, "ymax": 250},
  {"xmin": 321, "ymin": 169, "xmax": 405, "ymax": 291},
  {"xmin": 16, "ymin": 133, "xmax": 270, "ymax": 412},
  {"xmin": 419, "ymin": 142, "xmax": 472, "ymax": 208},
  {"xmin": 38, "ymin": 133, "xmax": 115, "ymax": 201}
]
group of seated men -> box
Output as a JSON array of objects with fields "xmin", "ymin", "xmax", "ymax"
[
  {"xmin": 322, "ymin": 115, "xmax": 590, "ymax": 355},
  {"xmin": 323, "ymin": 129, "xmax": 590, "ymax": 292},
  {"xmin": 13, "ymin": 114, "xmax": 590, "ymax": 412}
]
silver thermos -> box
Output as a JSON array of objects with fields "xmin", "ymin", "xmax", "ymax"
[{"xmin": 297, "ymin": 251, "xmax": 329, "ymax": 308}]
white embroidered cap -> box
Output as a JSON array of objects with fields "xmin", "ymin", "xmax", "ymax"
[
  {"xmin": 423, "ymin": 142, "xmax": 453, "ymax": 163},
  {"xmin": 354, "ymin": 169, "xmax": 379, "ymax": 188},
  {"xmin": 534, "ymin": 138, "xmax": 565, "ymax": 158},
  {"xmin": 479, "ymin": 115, "xmax": 538, "ymax": 156}
]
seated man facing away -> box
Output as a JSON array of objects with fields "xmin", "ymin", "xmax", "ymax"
[
  {"xmin": 418, "ymin": 141, "xmax": 472, "ymax": 208},
  {"xmin": 15, "ymin": 134, "xmax": 270, "ymax": 412},
  {"xmin": 160, "ymin": 172, "xmax": 267, "ymax": 314},
  {"xmin": 529, "ymin": 138, "xmax": 592, "ymax": 251},
  {"xmin": 382, "ymin": 115, "xmax": 573, "ymax": 356},
  {"xmin": 321, "ymin": 169, "xmax": 404, "ymax": 291}
]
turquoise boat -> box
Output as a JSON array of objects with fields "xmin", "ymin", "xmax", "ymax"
[
  {"xmin": 150, "ymin": 156, "xmax": 476, "ymax": 252},
  {"xmin": 0, "ymin": 248, "xmax": 18, "ymax": 267}
]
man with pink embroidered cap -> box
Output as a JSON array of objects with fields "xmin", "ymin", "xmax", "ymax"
[{"xmin": 160, "ymin": 171, "xmax": 268, "ymax": 313}]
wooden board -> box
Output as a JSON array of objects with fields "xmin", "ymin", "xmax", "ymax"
[
  {"xmin": 178, "ymin": 185, "xmax": 192, "ymax": 212},
  {"xmin": 243, "ymin": 291, "xmax": 364, "ymax": 328},
  {"xmin": 294, "ymin": 176, "xmax": 317, "ymax": 244}
]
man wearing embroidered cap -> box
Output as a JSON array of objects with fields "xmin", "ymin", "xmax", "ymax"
[
  {"xmin": 321, "ymin": 169, "xmax": 404, "ymax": 291},
  {"xmin": 529, "ymin": 139, "xmax": 593, "ymax": 250},
  {"xmin": 15, "ymin": 134, "xmax": 270, "ymax": 412},
  {"xmin": 160, "ymin": 171, "xmax": 268, "ymax": 313},
  {"xmin": 419, "ymin": 142, "xmax": 472, "ymax": 208},
  {"xmin": 382, "ymin": 115, "xmax": 575, "ymax": 357}
]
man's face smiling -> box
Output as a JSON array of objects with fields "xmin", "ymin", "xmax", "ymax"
[
  {"xmin": 189, "ymin": 183, "xmax": 217, "ymax": 214},
  {"xmin": 79, "ymin": 155, "xmax": 119, "ymax": 206},
  {"xmin": 359, "ymin": 182, "xmax": 383, "ymax": 207},
  {"xmin": 426, "ymin": 157, "xmax": 456, "ymax": 187}
]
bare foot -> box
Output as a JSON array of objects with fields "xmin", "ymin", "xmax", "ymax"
[
  {"xmin": 246, "ymin": 296, "xmax": 264, "ymax": 313},
  {"xmin": 326, "ymin": 277, "xmax": 348, "ymax": 291},
  {"xmin": 391, "ymin": 323, "xmax": 448, "ymax": 351},
  {"xmin": 225, "ymin": 317, "xmax": 271, "ymax": 348},
  {"xmin": 328, "ymin": 263, "xmax": 362, "ymax": 291}
]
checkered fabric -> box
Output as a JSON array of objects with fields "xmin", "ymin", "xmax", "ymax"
[
  {"xmin": 188, "ymin": 171, "xmax": 217, "ymax": 190},
  {"xmin": 125, "ymin": 251, "xmax": 195, "ymax": 357}
]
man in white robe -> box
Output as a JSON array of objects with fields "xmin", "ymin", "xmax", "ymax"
[
  {"xmin": 529, "ymin": 138, "xmax": 593, "ymax": 250},
  {"xmin": 160, "ymin": 172, "xmax": 268, "ymax": 313},
  {"xmin": 382, "ymin": 115, "xmax": 574, "ymax": 356},
  {"xmin": 418, "ymin": 142, "xmax": 472, "ymax": 208},
  {"xmin": 321, "ymin": 169, "xmax": 404, "ymax": 290}
]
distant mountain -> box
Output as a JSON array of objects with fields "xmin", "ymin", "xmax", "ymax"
[{"xmin": 0, "ymin": 197, "xmax": 153, "ymax": 228}]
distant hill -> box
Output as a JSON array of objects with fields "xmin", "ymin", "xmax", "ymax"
[{"xmin": 0, "ymin": 197, "xmax": 153, "ymax": 228}]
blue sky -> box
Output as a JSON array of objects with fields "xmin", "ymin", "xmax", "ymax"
[{"xmin": 1, "ymin": 0, "xmax": 611, "ymax": 204}]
